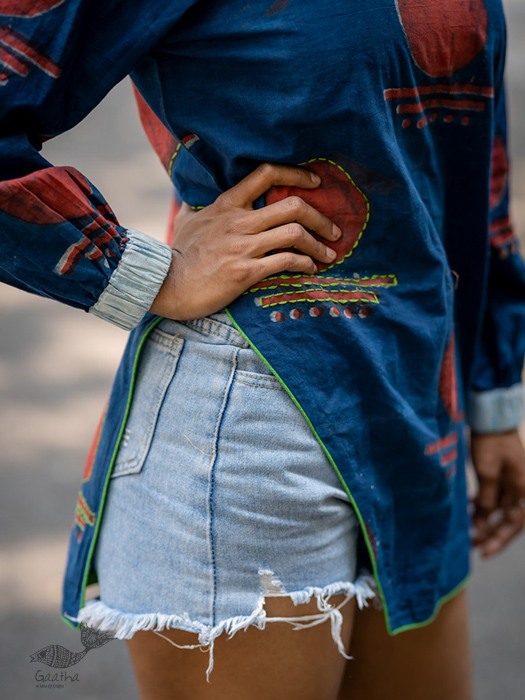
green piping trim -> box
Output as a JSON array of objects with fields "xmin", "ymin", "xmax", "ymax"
[
  {"xmin": 76, "ymin": 316, "xmax": 164, "ymax": 618},
  {"xmin": 167, "ymin": 143, "xmax": 182, "ymax": 178},
  {"xmin": 224, "ymin": 306, "xmax": 470, "ymax": 636},
  {"xmin": 63, "ymin": 311, "xmax": 471, "ymax": 636},
  {"xmin": 388, "ymin": 573, "xmax": 471, "ymax": 635},
  {"xmin": 223, "ymin": 306, "xmax": 391, "ymax": 632},
  {"xmin": 61, "ymin": 614, "xmax": 78, "ymax": 631}
]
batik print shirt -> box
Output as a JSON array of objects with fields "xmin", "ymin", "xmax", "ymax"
[{"xmin": 1, "ymin": 0, "xmax": 525, "ymax": 634}]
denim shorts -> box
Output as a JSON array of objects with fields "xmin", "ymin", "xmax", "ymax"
[{"xmin": 76, "ymin": 311, "xmax": 377, "ymax": 682}]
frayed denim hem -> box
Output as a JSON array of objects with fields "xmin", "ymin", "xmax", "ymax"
[{"xmin": 72, "ymin": 572, "xmax": 378, "ymax": 684}]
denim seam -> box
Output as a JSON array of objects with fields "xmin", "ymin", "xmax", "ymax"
[
  {"xmin": 149, "ymin": 333, "xmax": 184, "ymax": 351},
  {"xmin": 234, "ymin": 378, "xmax": 286, "ymax": 391},
  {"xmin": 194, "ymin": 326, "xmax": 248, "ymax": 347},
  {"xmin": 235, "ymin": 369, "xmax": 283, "ymax": 383},
  {"xmin": 113, "ymin": 340, "xmax": 184, "ymax": 472},
  {"xmin": 182, "ymin": 319, "xmax": 248, "ymax": 347},
  {"xmin": 207, "ymin": 347, "xmax": 240, "ymax": 628}
]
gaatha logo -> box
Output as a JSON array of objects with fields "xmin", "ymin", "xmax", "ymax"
[{"xmin": 35, "ymin": 669, "xmax": 80, "ymax": 683}]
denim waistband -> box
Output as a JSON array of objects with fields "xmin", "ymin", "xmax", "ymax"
[{"xmin": 158, "ymin": 311, "xmax": 250, "ymax": 349}]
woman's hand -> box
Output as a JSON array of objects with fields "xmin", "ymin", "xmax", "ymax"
[
  {"xmin": 150, "ymin": 163, "xmax": 341, "ymax": 320},
  {"xmin": 470, "ymin": 429, "xmax": 525, "ymax": 557}
]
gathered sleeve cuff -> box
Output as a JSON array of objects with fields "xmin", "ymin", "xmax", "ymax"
[
  {"xmin": 467, "ymin": 383, "xmax": 524, "ymax": 433},
  {"xmin": 89, "ymin": 230, "xmax": 172, "ymax": 330}
]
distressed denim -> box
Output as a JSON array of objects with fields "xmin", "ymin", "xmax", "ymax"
[{"xmin": 77, "ymin": 311, "xmax": 377, "ymax": 682}]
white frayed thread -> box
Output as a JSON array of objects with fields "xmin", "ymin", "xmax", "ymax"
[{"xmin": 75, "ymin": 573, "xmax": 377, "ymax": 684}]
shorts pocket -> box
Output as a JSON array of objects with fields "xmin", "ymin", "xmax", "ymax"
[
  {"xmin": 235, "ymin": 346, "xmax": 285, "ymax": 390},
  {"xmin": 111, "ymin": 335, "xmax": 184, "ymax": 478}
]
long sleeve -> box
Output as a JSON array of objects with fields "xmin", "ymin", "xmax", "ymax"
[
  {"xmin": 467, "ymin": 44, "xmax": 525, "ymax": 432},
  {"xmin": 0, "ymin": 1, "xmax": 192, "ymax": 329}
]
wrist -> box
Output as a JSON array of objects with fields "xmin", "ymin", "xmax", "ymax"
[{"xmin": 149, "ymin": 254, "xmax": 180, "ymax": 319}]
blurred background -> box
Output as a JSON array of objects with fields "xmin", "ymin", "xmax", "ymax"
[{"xmin": 1, "ymin": 1, "xmax": 524, "ymax": 697}]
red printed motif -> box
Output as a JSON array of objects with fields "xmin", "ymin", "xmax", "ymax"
[
  {"xmin": 438, "ymin": 333, "xmax": 464, "ymax": 423},
  {"xmin": 0, "ymin": 1, "xmax": 65, "ymax": 17},
  {"xmin": 387, "ymin": 1, "xmax": 492, "ymax": 129},
  {"xmin": 0, "ymin": 24, "xmax": 61, "ymax": 82},
  {"xmin": 425, "ymin": 431, "xmax": 459, "ymax": 479},
  {"xmin": 0, "ymin": 167, "xmax": 126, "ymax": 275},
  {"xmin": 82, "ymin": 404, "xmax": 108, "ymax": 484},
  {"xmin": 74, "ymin": 492, "xmax": 96, "ymax": 541},
  {"xmin": 0, "ymin": 1, "xmax": 64, "ymax": 85},
  {"xmin": 247, "ymin": 158, "xmax": 398, "ymax": 321},
  {"xmin": 489, "ymin": 135, "xmax": 509, "ymax": 210},
  {"xmin": 488, "ymin": 132, "xmax": 517, "ymax": 258},
  {"xmin": 132, "ymin": 84, "xmax": 180, "ymax": 175},
  {"xmin": 489, "ymin": 216, "xmax": 518, "ymax": 257},
  {"xmin": 266, "ymin": 159, "xmax": 369, "ymax": 272},
  {"xmin": 395, "ymin": 0, "xmax": 488, "ymax": 78}
]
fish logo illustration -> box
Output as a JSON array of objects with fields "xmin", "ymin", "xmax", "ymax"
[{"xmin": 29, "ymin": 623, "xmax": 114, "ymax": 668}]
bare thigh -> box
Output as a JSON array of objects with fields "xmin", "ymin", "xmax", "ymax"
[
  {"xmin": 126, "ymin": 594, "xmax": 357, "ymax": 700},
  {"xmin": 337, "ymin": 588, "xmax": 473, "ymax": 700}
]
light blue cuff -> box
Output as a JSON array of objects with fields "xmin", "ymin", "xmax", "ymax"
[
  {"xmin": 467, "ymin": 383, "xmax": 524, "ymax": 433},
  {"xmin": 89, "ymin": 229, "xmax": 172, "ymax": 330}
]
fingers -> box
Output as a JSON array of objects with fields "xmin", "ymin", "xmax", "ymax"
[
  {"xmin": 220, "ymin": 163, "xmax": 321, "ymax": 208},
  {"xmin": 473, "ymin": 503, "xmax": 525, "ymax": 557},
  {"xmin": 251, "ymin": 224, "xmax": 338, "ymax": 265},
  {"xmin": 472, "ymin": 469, "xmax": 525, "ymax": 556},
  {"xmin": 470, "ymin": 430, "xmax": 525, "ymax": 556},
  {"xmin": 255, "ymin": 250, "xmax": 318, "ymax": 277},
  {"xmin": 471, "ymin": 440, "xmax": 501, "ymax": 545},
  {"xmin": 251, "ymin": 196, "xmax": 341, "ymax": 242},
  {"xmin": 472, "ymin": 473, "xmax": 500, "ymax": 538}
]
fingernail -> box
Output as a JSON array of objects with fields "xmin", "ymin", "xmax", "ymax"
[
  {"xmin": 310, "ymin": 172, "xmax": 321, "ymax": 184},
  {"xmin": 327, "ymin": 248, "xmax": 337, "ymax": 260},
  {"xmin": 332, "ymin": 224, "xmax": 342, "ymax": 239}
]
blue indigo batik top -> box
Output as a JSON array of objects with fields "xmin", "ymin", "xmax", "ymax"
[{"xmin": 1, "ymin": 0, "xmax": 524, "ymax": 634}]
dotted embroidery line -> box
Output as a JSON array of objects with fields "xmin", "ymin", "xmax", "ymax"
[
  {"xmin": 352, "ymin": 274, "xmax": 398, "ymax": 286},
  {"xmin": 271, "ymin": 306, "xmax": 373, "ymax": 322},
  {"xmin": 167, "ymin": 142, "xmax": 182, "ymax": 179}
]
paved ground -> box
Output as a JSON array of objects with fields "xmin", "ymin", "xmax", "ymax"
[{"xmin": 1, "ymin": 2, "xmax": 525, "ymax": 697}]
